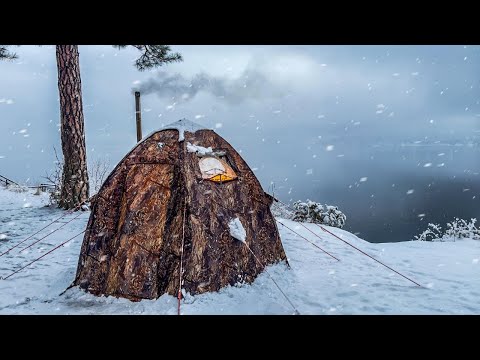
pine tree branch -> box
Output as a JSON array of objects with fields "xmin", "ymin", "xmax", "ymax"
[
  {"xmin": 0, "ymin": 46, "xmax": 18, "ymax": 60},
  {"xmin": 113, "ymin": 45, "xmax": 183, "ymax": 71}
]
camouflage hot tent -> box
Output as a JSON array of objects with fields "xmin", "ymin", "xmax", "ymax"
[{"xmin": 73, "ymin": 119, "xmax": 287, "ymax": 301}]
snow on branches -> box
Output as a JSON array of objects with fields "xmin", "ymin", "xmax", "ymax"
[
  {"xmin": 414, "ymin": 218, "xmax": 480, "ymax": 242},
  {"xmin": 291, "ymin": 200, "xmax": 346, "ymax": 228}
]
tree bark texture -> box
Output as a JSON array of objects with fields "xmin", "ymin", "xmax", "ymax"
[
  {"xmin": 56, "ymin": 45, "xmax": 89, "ymax": 209},
  {"xmin": 74, "ymin": 129, "xmax": 287, "ymax": 301}
]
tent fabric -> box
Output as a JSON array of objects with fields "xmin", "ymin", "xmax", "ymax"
[{"xmin": 73, "ymin": 121, "xmax": 287, "ymax": 301}]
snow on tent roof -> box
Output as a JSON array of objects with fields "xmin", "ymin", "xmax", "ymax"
[
  {"xmin": 161, "ymin": 118, "xmax": 209, "ymax": 141},
  {"xmin": 130, "ymin": 118, "xmax": 209, "ymax": 153}
]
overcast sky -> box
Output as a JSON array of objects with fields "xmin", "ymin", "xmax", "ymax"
[{"xmin": 1, "ymin": 45, "xmax": 479, "ymax": 241}]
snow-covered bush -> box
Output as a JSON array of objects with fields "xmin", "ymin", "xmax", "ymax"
[
  {"xmin": 444, "ymin": 218, "xmax": 480, "ymax": 241},
  {"xmin": 321, "ymin": 205, "xmax": 347, "ymax": 228},
  {"xmin": 270, "ymin": 201, "xmax": 295, "ymax": 219},
  {"xmin": 414, "ymin": 223, "xmax": 442, "ymax": 242},
  {"xmin": 414, "ymin": 218, "xmax": 479, "ymax": 242},
  {"xmin": 292, "ymin": 200, "xmax": 346, "ymax": 228}
]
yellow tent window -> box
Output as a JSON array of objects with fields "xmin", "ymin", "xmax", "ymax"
[{"xmin": 199, "ymin": 156, "xmax": 237, "ymax": 182}]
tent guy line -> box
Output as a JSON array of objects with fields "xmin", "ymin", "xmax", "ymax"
[
  {"xmin": 276, "ymin": 219, "xmax": 340, "ymax": 261},
  {"xmin": 318, "ymin": 225, "xmax": 424, "ymax": 287},
  {"xmin": 0, "ymin": 199, "xmax": 89, "ymax": 258},
  {"xmin": 242, "ymin": 241, "xmax": 300, "ymax": 315},
  {"xmin": 1, "ymin": 230, "xmax": 87, "ymax": 281},
  {"xmin": 17, "ymin": 212, "xmax": 87, "ymax": 254},
  {"xmin": 273, "ymin": 198, "xmax": 424, "ymax": 288}
]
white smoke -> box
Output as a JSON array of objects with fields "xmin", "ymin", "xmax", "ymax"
[{"xmin": 134, "ymin": 65, "xmax": 288, "ymax": 104}]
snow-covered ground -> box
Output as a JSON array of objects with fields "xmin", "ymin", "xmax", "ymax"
[{"xmin": 0, "ymin": 186, "xmax": 479, "ymax": 314}]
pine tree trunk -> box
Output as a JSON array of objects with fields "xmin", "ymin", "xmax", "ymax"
[{"xmin": 56, "ymin": 45, "xmax": 89, "ymax": 209}]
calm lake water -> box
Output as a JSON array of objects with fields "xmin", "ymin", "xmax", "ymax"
[{"xmin": 274, "ymin": 143, "xmax": 480, "ymax": 243}]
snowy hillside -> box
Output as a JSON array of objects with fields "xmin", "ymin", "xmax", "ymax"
[{"xmin": 0, "ymin": 187, "xmax": 479, "ymax": 315}]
